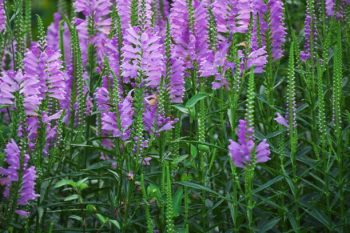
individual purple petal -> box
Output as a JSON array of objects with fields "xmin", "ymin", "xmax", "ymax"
[
  {"xmin": 274, "ymin": 112, "xmax": 288, "ymax": 127},
  {"xmin": 142, "ymin": 157, "xmax": 152, "ymax": 166},
  {"xmin": 15, "ymin": 210, "xmax": 30, "ymax": 217}
]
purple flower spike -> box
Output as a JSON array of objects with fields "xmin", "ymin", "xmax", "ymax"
[
  {"xmin": 122, "ymin": 27, "xmax": 164, "ymax": 88},
  {"xmin": 0, "ymin": 0, "xmax": 6, "ymax": 32},
  {"xmin": 18, "ymin": 166, "xmax": 39, "ymax": 205},
  {"xmin": 268, "ymin": 0, "xmax": 287, "ymax": 60},
  {"xmin": 74, "ymin": 0, "xmax": 112, "ymax": 18},
  {"xmin": 47, "ymin": 13, "xmax": 61, "ymax": 50},
  {"xmin": 228, "ymin": 120, "xmax": 271, "ymax": 168},
  {"xmin": 169, "ymin": 57, "xmax": 185, "ymax": 103},
  {"xmin": 0, "ymin": 140, "xmax": 20, "ymax": 198},
  {"xmin": 0, "ymin": 140, "xmax": 39, "ymax": 212},
  {"xmin": 24, "ymin": 43, "xmax": 67, "ymax": 105},
  {"xmin": 326, "ymin": 0, "xmax": 335, "ymax": 16},
  {"xmin": 0, "ymin": 70, "xmax": 41, "ymax": 116}
]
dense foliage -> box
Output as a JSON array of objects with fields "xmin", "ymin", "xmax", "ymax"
[{"xmin": 0, "ymin": 0, "xmax": 350, "ymax": 232}]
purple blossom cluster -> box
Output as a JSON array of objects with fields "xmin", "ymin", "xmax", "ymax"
[
  {"xmin": 326, "ymin": 0, "xmax": 350, "ymax": 18},
  {"xmin": 228, "ymin": 120, "xmax": 271, "ymax": 168},
  {"xmin": 0, "ymin": 140, "xmax": 38, "ymax": 217}
]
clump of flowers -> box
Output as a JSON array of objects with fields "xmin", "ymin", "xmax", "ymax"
[
  {"xmin": 228, "ymin": 120, "xmax": 271, "ymax": 168},
  {"xmin": 0, "ymin": 140, "xmax": 38, "ymax": 217}
]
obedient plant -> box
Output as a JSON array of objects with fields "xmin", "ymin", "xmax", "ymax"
[
  {"xmin": 0, "ymin": 0, "xmax": 5, "ymax": 32},
  {"xmin": 0, "ymin": 139, "xmax": 38, "ymax": 217},
  {"xmin": 0, "ymin": 0, "xmax": 349, "ymax": 232},
  {"xmin": 228, "ymin": 119, "xmax": 271, "ymax": 168}
]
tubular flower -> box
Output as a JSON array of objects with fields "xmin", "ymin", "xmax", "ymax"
[
  {"xmin": 274, "ymin": 112, "xmax": 288, "ymax": 127},
  {"xmin": 268, "ymin": 0, "xmax": 286, "ymax": 60},
  {"xmin": 228, "ymin": 120, "xmax": 271, "ymax": 168},
  {"xmin": 104, "ymin": 38, "xmax": 120, "ymax": 76},
  {"xmin": 300, "ymin": 1, "xmax": 316, "ymax": 62},
  {"xmin": 169, "ymin": 56, "xmax": 185, "ymax": 103},
  {"xmin": 247, "ymin": 47, "xmax": 268, "ymax": 74},
  {"xmin": 143, "ymin": 95, "xmax": 177, "ymax": 136},
  {"xmin": 121, "ymin": 27, "xmax": 164, "ymax": 87},
  {"xmin": 42, "ymin": 110, "xmax": 64, "ymax": 155},
  {"xmin": 0, "ymin": 0, "xmax": 6, "ymax": 32},
  {"xmin": 95, "ymin": 87, "xmax": 111, "ymax": 112},
  {"xmin": 0, "ymin": 70, "xmax": 41, "ymax": 116},
  {"xmin": 99, "ymin": 90, "xmax": 134, "ymax": 141},
  {"xmin": 199, "ymin": 43, "xmax": 233, "ymax": 89}
]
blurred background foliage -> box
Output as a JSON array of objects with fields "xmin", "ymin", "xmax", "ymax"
[{"xmin": 33, "ymin": 0, "xmax": 59, "ymax": 24}]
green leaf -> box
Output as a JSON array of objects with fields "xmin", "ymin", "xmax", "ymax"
[
  {"xmin": 107, "ymin": 169, "xmax": 120, "ymax": 181},
  {"xmin": 147, "ymin": 183, "xmax": 161, "ymax": 200},
  {"xmin": 171, "ymin": 155, "xmax": 189, "ymax": 166},
  {"xmin": 302, "ymin": 205, "xmax": 330, "ymax": 228},
  {"xmin": 173, "ymin": 189, "xmax": 183, "ymax": 217},
  {"xmin": 54, "ymin": 179, "xmax": 75, "ymax": 189},
  {"xmin": 177, "ymin": 181, "xmax": 226, "ymax": 199},
  {"xmin": 77, "ymin": 178, "xmax": 89, "ymax": 191},
  {"xmin": 258, "ymin": 218, "xmax": 280, "ymax": 233},
  {"xmin": 287, "ymin": 212, "xmax": 299, "ymax": 233},
  {"xmin": 185, "ymin": 93, "xmax": 207, "ymax": 108},
  {"xmin": 253, "ymin": 176, "xmax": 283, "ymax": 194},
  {"xmin": 96, "ymin": 213, "xmax": 107, "ymax": 224},
  {"xmin": 77, "ymin": 182, "xmax": 88, "ymax": 191},
  {"xmin": 69, "ymin": 215, "xmax": 82, "ymax": 222},
  {"xmin": 64, "ymin": 194, "xmax": 80, "ymax": 201},
  {"xmin": 172, "ymin": 105, "xmax": 189, "ymax": 114},
  {"xmin": 109, "ymin": 220, "xmax": 121, "ymax": 229}
]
